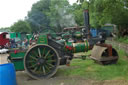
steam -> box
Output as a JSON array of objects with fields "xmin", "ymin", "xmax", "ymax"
[
  {"xmin": 58, "ymin": 8, "xmax": 77, "ymax": 27},
  {"xmin": 53, "ymin": 5, "xmax": 77, "ymax": 28}
]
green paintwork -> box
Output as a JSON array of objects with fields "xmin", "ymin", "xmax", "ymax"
[
  {"xmin": 9, "ymin": 33, "xmax": 90, "ymax": 71},
  {"xmin": 56, "ymin": 39, "xmax": 65, "ymax": 44},
  {"xmin": 74, "ymin": 43, "xmax": 86, "ymax": 52},
  {"xmin": 37, "ymin": 35, "xmax": 48, "ymax": 44},
  {"xmin": 74, "ymin": 31, "xmax": 82, "ymax": 38},
  {"xmin": 86, "ymin": 40, "xmax": 88, "ymax": 51},
  {"xmin": 65, "ymin": 40, "xmax": 89, "ymax": 53},
  {"xmin": 26, "ymin": 34, "xmax": 32, "ymax": 40},
  {"xmin": 66, "ymin": 42, "xmax": 73, "ymax": 47},
  {"xmin": 10, "ymin": 32, "xmax": 21, "ymax": 39},
  {"xmin": 61, "ymin": 32, "xmax": 72, "ymax": 40},
  {"xmin": 10, "ymin": 52, "xmax": 25, "ymax": 70},
  {"xmin": 26, "ymin": 46, "xmax": 56, "ymax": 75},
  {"xmin": 9, "ymin": 35, "xmax": 48, "ymax": 71}
]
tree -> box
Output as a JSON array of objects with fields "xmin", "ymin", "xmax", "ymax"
[
  {"xmin": 10, "ymin": 20, "xmax": 31, "ymax": 33},
  {"xmin": 27, "ymin": 0, "xmax": 76, "ymax": 32},
  {"xmin": 47, "ymin": 0, "xmax": 76, "ymax": 32},
  {"xmin": 0, "ymin": 27, "xmax": 10, "ymax": 32},
  {"xmin": 26, "ymin": 0, "xmax": 50, "ymax": 33},
  {"xmin": 74, "ymin": 0, "xmax": 128, "ymax": 36},
  {"xmin": 71, "ymin": 1, "xmax": 89, "ymax": 26},
  {"xmin": 89, "ymin": 0, "xmax": 128, "ymax": 36},
  {"xmin": 77, "ymin": 0, "xmax": 85, "ymax": 3}
]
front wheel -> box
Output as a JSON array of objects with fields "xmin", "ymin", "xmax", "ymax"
[{"xmin": 100, "ymin": 48, "xmax": 119, "ymax": 65}]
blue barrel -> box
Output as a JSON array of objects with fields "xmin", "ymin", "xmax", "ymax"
[
  {"xmin": 90, "ymin": 29, "xmax": 97, "ymax": 37},
  {"xmin": 0, "ymin": 63, "xmax": 17, "ymax": 85}
]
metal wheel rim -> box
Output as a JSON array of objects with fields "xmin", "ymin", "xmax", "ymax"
[
  {"xmin": 24, "ymin": 44, "xmax": 60, "ymax": 79},
  {"xmin": 101, "ymin": 48, "xmax": 118, "ymax": 65}
]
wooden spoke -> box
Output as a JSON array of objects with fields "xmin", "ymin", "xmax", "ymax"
[
  {"xmin": 29, "ymin": 55, "xmax": 38, "ymax": 61},
  {"xmin": 44, "ymin": 65, "xmax": 50, "ymax": 72},
  {"xmin": 28, "ymin": 60, "xmax": 36, "ymax": 63},
  {"xmin": 44, "ymin": 50, "xmax": 51, "ymax": 59},
  {"xmin": 46, "ymin": 60, "xmax": 56, "ymax": 63},
  {"xmin": 24, "ymin": 44, "xmax": 60, "ymax": 79},
  {"xmin": 46, "ymin": 63, "xmax": 54, "ymax": 68},
  {"xmin": 42, "ymin": 48, "xmax": 46, "ymax": 58},
  {"xmin": 33, "ymin": 66, "xmax": 38, "ymax": 72},
  {"xmin": 29, "ymin": 63, "xmax": 37, "ymax": 68},
  {"xmin": 46, "ymin": 54, "xmax": 54, "ymax": 59},
  {"xmin": 38, "ymin": 48, "xmax": 42, "ymax": 58},
  {"xmin": 42, "ymin": 66, "xmax": 46, "ymax": 75}
]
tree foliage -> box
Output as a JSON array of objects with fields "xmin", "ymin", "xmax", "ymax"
[
  {"xmin": 4, "ymin": 0, "xmax": 128, "ymax": 36},
  {"xmin": 26, "ymin": 0, "xmax": 50, "ymax": 33},
  {"xmin": 10, "ymin": 20, "xmax": 31, "ymax": 33},
  {"xmin": 26, "ymin": 0, "xmax": 76, "ymax": 32},
  {"xmin": 71, "ymin": 1, "xmax": 89, "ymax": 26},
  {"xmin": 0, "ymin": 27, "xmax": 10, "ymax": 32},
  {"xmin": 89, "ymin": 0, "xmax": 128, "ymax": 26},
  {"xmin": 47, "ymin": 0, "xmax": 76, "ymax": 31},
  {"xmin": 89, "ymin": 0, "xmax": 128, "ymax": 36},
  {"xmin": 74, "ymin": 0, "xmax": 128, "ymax": 36}
]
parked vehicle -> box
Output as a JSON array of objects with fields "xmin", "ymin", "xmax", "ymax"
[
  {"xmin": 0, "ymin": 32, "xmax": 10, "ymax": 48},
  {"xmin": 8, "ymin": 10, "xmax": 119, "ymax": 80}
]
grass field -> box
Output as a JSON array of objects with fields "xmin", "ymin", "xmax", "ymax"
[
  {"xmin": 115, "ymin": 37, "xmax": 128, "ymax": 44},
  {"xmin": 57, "ymin": 49, "xmax": 128, "ymax": 80}
]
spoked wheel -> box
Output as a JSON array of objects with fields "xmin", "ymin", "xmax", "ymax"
[
  {"xmin": 100, "ymin": 48, "xmax": 119, "ymax": 65},
  {"xmin": 24, "ymin": 44, "xmax": 60, "ymax": 79}
]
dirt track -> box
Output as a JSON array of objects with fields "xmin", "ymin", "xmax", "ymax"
[
  {"xmin": 0, "ymin": 54, "xmax": 128, "ymax": 85},
  {"xmin": 0, "ymin": 54, "xmax": 8, "ymax": 64},
  {"xmin": 16, "ymin": 71, "xmax": 128, "ymax": 85}
]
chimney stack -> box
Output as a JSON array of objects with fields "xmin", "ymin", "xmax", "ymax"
[{"xmin": 83, "ymin": 9, "xmax": 91, "ymax": 38}]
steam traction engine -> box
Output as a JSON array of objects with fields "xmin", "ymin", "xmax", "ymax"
[{"xmin": 8, "ymin": 10, "xmax": 119, "ymax": 79}]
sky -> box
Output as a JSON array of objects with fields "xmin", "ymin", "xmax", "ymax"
[{"xmin": 0, "ymin": 0, "xmax": 77, "ymax": 28}]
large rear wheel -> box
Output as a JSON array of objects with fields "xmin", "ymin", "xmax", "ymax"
[{"xmin": 24, "ymin": 44, "xmax": 60, "ymax": 79}]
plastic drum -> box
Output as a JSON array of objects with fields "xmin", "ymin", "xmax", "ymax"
[{"xmin": 0, "ymin": 63, "xmax": 17, "ymax": 85}]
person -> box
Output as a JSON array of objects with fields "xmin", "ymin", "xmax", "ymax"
[
  {"xmin": 15, "ymin": 34, "xmax": 21, "ymax": 47},
  {"xmin": 24, "ymin": 39, "xmax": 29, "ymax": 48},
  {"xmin": 10, "ymin": 39, "xmax": 16, "ymax": 48}
]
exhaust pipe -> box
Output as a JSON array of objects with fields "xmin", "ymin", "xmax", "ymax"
[{"xmin": 83, "ymin": 9, "xmax": 91, "ymax": 38}]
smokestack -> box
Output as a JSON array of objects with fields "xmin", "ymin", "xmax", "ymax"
[
  {"xmin": 84, "ymin": 10, "xmax": 89, "ymax": 27},
  {"xmin": 83, "ymin": 9, "xmax": 91, "ymax": 38}
]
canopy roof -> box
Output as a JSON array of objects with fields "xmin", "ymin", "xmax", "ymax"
[{"xmin": 0, "ymin": 32, "xmax": 8, "ymax": 35}]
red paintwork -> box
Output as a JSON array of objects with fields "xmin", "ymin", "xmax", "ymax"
[
  {"xmin": 65, "ymin": 46, "xmax": 73, "ymax": 51},
  {"xmin": 0, "ymin": 32, "xmax": 10, "ymax": 48}
]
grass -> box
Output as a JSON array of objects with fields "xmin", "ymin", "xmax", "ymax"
[
  {"xmin": 114, "ymin": 36, "xmax": 128, "ymax": 44},
  {"xmin": 57, "ymin": 49, "xmax": 128, "ymax": 80}
]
